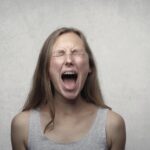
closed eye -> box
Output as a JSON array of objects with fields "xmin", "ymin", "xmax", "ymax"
[
  {"xmin": 72, "ymin": 49, "xmax": 85, "ymax": 55},
  {"xmin": 52, "ymin": 50, "xmax": 65, "ymax": 57}
]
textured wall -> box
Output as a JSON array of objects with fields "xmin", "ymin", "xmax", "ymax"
[{"xmin": 0, "ymin": 0, "xmax": 150, "ymax": 149}]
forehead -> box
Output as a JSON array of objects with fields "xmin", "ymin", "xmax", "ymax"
[{"xmin": 52, "ymin": 32, "xmax": 85, "ymax": 50}]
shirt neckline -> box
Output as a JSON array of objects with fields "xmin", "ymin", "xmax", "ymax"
[{"xmin": 36, "ymin": 108, "xmax": 100, "ymax": 145}]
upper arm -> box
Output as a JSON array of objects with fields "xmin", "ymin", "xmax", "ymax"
[
  {"xmin": 11, "ymin": 111, "xmax": 30, "ymax": 150},
  {"xmin": 106, "ymin": 110, "xmax": 126, "ymax": 150}
]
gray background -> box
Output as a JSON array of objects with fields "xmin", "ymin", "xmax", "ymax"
[{"xmin": 0, "ymin": 0, "xmax": 150, "ymax": 149}]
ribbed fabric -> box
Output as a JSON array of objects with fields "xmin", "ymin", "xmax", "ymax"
[{"xmin": 28, "ymin": 108, "xmax": 108, "ymax": 150}]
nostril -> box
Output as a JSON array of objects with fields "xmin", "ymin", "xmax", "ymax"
[{"xmin": 65, "ymin": 61, "xmax": 73, "ymax": 66}]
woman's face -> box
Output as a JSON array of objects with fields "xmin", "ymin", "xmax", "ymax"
[{"xmin": 49, "ymin": 32, "xmax": 91, "ymax": 100}]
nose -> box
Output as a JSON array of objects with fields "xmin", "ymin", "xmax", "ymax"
[{"xmin": 65, "ymin": 53, "xmax": 73, "ymax": 65}]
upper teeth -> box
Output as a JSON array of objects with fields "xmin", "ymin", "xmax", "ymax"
[{"xmin": 63, "ymin": 71, "xmax": 76, "ymax": 75}]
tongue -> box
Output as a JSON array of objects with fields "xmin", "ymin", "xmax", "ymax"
[{"xmin": 63, "ymin": 79, "xmax": 76, "ymax": 90}]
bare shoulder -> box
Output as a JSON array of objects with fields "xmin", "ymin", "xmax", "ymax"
[
  {"xmin": 12, "ymin": 111, "xmax": 30, "ymax": 127},
  {"xmin": 11, "ymin": 110, "xmax": 31, "ymax": 150},
  {"xmin": 106, "ymin": 110, "xmax": 126, "ymax": 150},
  {"xmin": 107, "ymin": 110, "xmax": 125, "ymax": 129}
]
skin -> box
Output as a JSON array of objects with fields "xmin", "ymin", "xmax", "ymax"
[
  {"xmin": 11, "ymin": 32, "xmax": 126, "ymax": 150},
  {"xmin": 49, "ymin": 32, "xmax": 91, "ymax": 100}
]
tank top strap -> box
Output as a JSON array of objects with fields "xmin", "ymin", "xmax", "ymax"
[
  {"xmin": 87, "ymin": 108, "xmax": 108, "ymax": 149},
  {"xmin": 95, "ymin": 108, "xmax": 108, "ymax": 136},
  {"xmin": 28, "ymin": 108, "xmax": 42, "ymax": 149}
]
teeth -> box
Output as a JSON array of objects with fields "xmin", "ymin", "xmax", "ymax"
[{"xmin": 63, "ymin": 71, "xmax": 76, "ymax": 75}]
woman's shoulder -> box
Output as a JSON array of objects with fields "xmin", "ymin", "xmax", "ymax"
[
  {"xmin": 106, "ymin": 110, "xmax": 126, "ymax": 149},
  {"xmin": 11, "ymin": 110, "xmax": 31, "ymax": 148},
  {"xmin": 11, "ymin": 110, "xmax": 31, "ymax": 128},
  {"xmin": 107, "ymin": 110, "xmax": 125, "ymax": 127}
]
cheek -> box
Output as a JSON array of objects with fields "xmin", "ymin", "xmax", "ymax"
[
  {"xmin": 76, "ymin": 57, "xmax": 90, "ymax": 72},
  {"xmin": 49, "ymin": 59, "xmax": 62, "ymax": 81},
  {"xmin": 49, "ymin": 58, "xmax": 62, "ymax": 72}
]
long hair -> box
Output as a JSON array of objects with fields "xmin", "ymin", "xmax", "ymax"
[{"xmin": 22, "ymin": 27, "xmax": 110, "ymax": 132}]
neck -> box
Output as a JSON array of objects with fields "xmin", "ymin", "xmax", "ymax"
[{"xmin": 54, "ymin": 94, "xmax": 86, "ymax": 115}]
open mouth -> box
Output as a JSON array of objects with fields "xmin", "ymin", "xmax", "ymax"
[
  {"xmin": 61, "ymin": 71, "xmax": 78, "ymax": 81},
  {"xmin": 61, "ymin": 71, "xmax": 78, "ymax": 90}
]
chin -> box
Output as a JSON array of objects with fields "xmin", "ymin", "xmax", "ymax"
[
  {"xmin": 55, "ymin": 87, "xmax": 81, "ymax": 101},
  {"xmin": 62, "ymin": 92, "xmax": 80, "ymax": 101}
]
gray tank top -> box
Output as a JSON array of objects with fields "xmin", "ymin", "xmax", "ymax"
[{"xmin": 28, "ymin": 108, "xmax": 108, "ymax": 150}]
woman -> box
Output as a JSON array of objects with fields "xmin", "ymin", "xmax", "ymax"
[{"xmin": 11, "ymin": 27, "xmax": 126, "ymax": 150}]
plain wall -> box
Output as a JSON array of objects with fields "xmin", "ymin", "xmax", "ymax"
[{"xmin": 0, "ymin": 0, "xmax": 150, "ymax": 149}]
